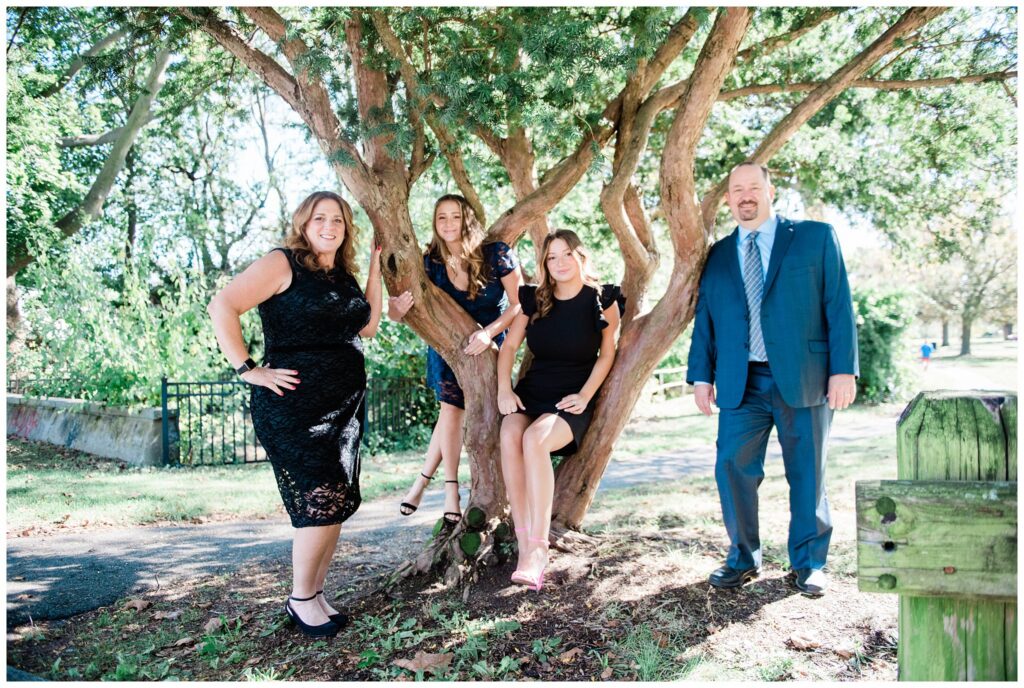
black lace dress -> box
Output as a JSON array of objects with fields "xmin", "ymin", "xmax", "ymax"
[
  {"xmin": 250, "ymin": 248, "xmax": 370, "ymax": 528},
  {"xmin": 514, "ymin": 283, "xmax": 624, "ymax": 455}
]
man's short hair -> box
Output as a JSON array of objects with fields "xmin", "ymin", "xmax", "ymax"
[{"xmin": 730, "ymin": 161, "xmax": 771, "ymax": 185}]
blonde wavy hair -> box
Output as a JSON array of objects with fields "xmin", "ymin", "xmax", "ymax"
[
  {"xmin": 285, "ymin": 191, "xmax": 359, "ymax": 276},
  {"xmin": 532, "ymin": 229, "xmax": 601, "ymax": 324},
  {"xmin": 426, "ymin": 194, "xmax": 490, "ymax": 300}
]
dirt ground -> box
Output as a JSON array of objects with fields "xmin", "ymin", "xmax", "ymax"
[{"xmin": 9, "ymin": 439, "xmax": 899, "ymax": 681}]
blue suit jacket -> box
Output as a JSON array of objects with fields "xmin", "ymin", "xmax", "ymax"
[{"xmin": 686, "ymin": 216, "xmax": 858, "ymax": 409}]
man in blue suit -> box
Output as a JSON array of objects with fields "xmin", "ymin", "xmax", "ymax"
[{"xmin": 687, "ymin": 162, "xmax": 858, "ymax": 596}]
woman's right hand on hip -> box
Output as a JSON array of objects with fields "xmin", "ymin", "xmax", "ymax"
[{"xmin": 242, "ymin": 366, "xmax": 300, "ymax": 396}]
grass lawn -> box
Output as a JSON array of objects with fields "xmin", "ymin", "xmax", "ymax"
[{"xmin": 5, "ymin": 440, "xmax": 468, "ymax": 535}]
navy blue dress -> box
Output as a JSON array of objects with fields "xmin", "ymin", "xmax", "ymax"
[{"xmin": 425, "ymin": 242, "xmax": 519, "ymax": 409}]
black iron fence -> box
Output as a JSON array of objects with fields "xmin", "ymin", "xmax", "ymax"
[{"xmin": 161, "ymin": 376, "xmax": 435, "ymax": 466}]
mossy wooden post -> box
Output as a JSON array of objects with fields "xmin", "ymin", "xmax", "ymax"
[{"xmin": 895, "ymin": 391, "xmax": 1017, "ymax": 681}]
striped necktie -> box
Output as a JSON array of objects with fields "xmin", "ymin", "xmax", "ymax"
[{"xmin": 743, "ymin": 233, "xmax": 767, "ymax": 361}]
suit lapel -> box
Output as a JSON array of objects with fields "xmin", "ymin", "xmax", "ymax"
[
  {"xmin": 763, "ymin": 216, "xmax": 795, "ymax": 296},
  {"xmin": 725, "ymin": 227, "xmax": 744, "ymax": 296}
]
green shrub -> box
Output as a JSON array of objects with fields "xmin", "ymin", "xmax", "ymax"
[{"xmin": 853, "ymin": 287, "xmax": 913, "ymax": 403}]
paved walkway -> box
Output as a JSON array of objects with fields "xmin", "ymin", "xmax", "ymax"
[{"xmin": 6, "ymin": 408, "xmax": 897, "ymax": 629}]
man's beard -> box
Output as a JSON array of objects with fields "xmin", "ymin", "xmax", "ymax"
[{"xmin": 738, "ymin": 203, "xmax": 758, "ymax": 220}]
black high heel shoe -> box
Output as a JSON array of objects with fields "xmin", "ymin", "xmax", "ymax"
[
  {"xmin": 316, "ymin": 590, "xmax": 350, "ymax": 628},
  {"xmin": 284, "ymin": 594, "xmax": 340, "ymax": 638},
  {"xmin": 400, "ymin": 472, "xmax": 435, "ymax": 516},
  {"xmin": 443, "ymin": 480, "xmax": 462, "ymax": 527}
]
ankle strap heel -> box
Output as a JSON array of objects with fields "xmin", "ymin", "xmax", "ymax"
[{"xmin": 288, "ymin": 593, "xmax": 318, "ymax": 602}]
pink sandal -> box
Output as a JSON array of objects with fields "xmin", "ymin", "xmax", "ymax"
[{"xmin": 510, "ymin": 525, "xmax": 533, "ymax": 585}]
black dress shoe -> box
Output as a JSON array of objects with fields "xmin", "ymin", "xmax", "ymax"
[
  {"xmin": 316, "ymin": 591, "xmax": 350, "ymax": 628},
  {"xmin": 708, "ymin": 564, "xmax": 761, "ymax": 588},
  {"xmin": 790, "ymin": 569, "xmax": 827, "ymax": 596},
  {"xmin": 284, "ymin": 595, "xmax": 340, "ymax": 638}
]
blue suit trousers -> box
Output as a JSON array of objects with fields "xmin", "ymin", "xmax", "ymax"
[{"xmin": 715, "ymin": 365, "xmax": 834, "ymax": 571}]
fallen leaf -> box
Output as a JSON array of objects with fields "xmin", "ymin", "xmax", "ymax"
[
  {"xmin": 787, "ymin": 632, "xmax": 820, "ymax": 651},
  {"xmin": 393, "ymin": 651, "xmax": 454, "ymax": 675},
  {"xmin": 204, "ymin": 617, "xmax": 223, "ymax": 634},
  {"xmin": 834, "ymin": 647, "xmax": 855, "ymax": 660},
  {"xmin": 601, "ymin": 667, "xmax": 613, "ymax": 679},
  {"xmin": 124, "ymin": 599, "xmax": 151, "ymax": 612},
  {"xmin": 172, "ymin": 637, "xmax": 194, "ymax": 647},
  {"xmin": 652, "ymin": 630, "xmax": 670, "ymax": 648},
  {"xmin": 606, "ymin": 619, "xmax": 620, "ymax": 628},
  {"xmin": 244, "ymin": 656, "xmax": 262, "ymax": 667},
  {"xmin": 706, "ymin": 623, "xmax": 720, "ymax": 634},
  {"xmin": 559, "ymin": 647, "xmax": 584, "ymax": 664},
  {"xmin": 153, "ymin": 609, "xmax": 184, "ymax": 621},
  {"xmin": 196, "ymin": 601, "xmax": 213, "ymax": 609}
]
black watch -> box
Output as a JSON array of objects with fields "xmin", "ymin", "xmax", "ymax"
[{"xmin": 235, "ymin": 358, "xmax": 257, "ymax": 376}]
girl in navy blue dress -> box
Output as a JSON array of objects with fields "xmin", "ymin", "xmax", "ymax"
[
  {"xmin": 497, "ymin": 229, "xmax": 622, "ymax": 590},
  {"xmin": 388, "ymin": 194, "xmax": 523, "ymax": 526}
]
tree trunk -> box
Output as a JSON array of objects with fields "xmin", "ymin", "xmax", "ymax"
[
  {"xmin": 7, "ymin": 276, "xmax": 22, "ymax": 352},
  {"xmin": 942, "ymin": 319, "xmax": 950, "ymax": 347},
  {"xmin": 960, "ymin": 317, "xmax": 973, "ymax": 356},
  {"xmin": 124, "ymin": 148, "xmax": 138, "ymax": 261}
]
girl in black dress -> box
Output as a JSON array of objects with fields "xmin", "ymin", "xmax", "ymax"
[
  {"xmin": 497, "ymin": 229, "xmax": 622, "ymax": 591},
  {"xmin": 208, "ymin": 191, "xmax": 382, "ymax": 637},
  {"xmin": 388, "ymin": 195, "xmax": 522, "ymax": 526}
]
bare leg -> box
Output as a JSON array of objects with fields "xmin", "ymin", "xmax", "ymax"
[
  {"xmin": 400, "ymin": 412, "xmax": 445, "ymax": 513},
  {"xmin": 313, "ymin": 524, "xmax": 342, "ymax": 616},
  {"xmin": 437, "ymin": 402, "xmax": 466, "ymax": 518},
  {"xmin": 521, "ymin": 414, "xmax": 573, "ymax": 579},
  {"xmin": 290, "ymin": 525, "xmax": 334, "ymax": 625},
  {"xmin": 500, "ymin": 413, "xmax": 532, "ymax": 570}
]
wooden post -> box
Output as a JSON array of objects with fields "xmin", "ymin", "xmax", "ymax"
[{"xmin": 895, "ymin": 391, "xmax": 1017, "ymax": 681}]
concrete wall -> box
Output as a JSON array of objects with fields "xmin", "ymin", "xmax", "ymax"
[{"xmin": 6, "ymin": 394, "xmax": 178, "ymax": 467}]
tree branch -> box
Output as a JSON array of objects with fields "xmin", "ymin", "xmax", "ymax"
[
  {"xmin": 9, "ymin": 46, "xmax": 173, "ymax": 276},
  {"xmin": 736, "ymin": 8, "xmax": 848, "ymax": 62},
  {"xmin": 371, "ymin": 10, "xmax": 486, "ymax": 223},
  {"xmin": 38, "ymin": 27, "xmax": 129, "ymax": 98},
  {"xmin": 178, "ymin": 8, "xmax": 302, "ymax": 113},
  {"xmin": 699, "ymin": 6, "xmax": 949, "ymax": 230},
  {"xmin": 718, "ymin": 70, "xmax": 1018, "ymax": 100}
]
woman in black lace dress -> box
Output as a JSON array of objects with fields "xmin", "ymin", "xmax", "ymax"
[
  {"xmin": 208, "ymin": 191, "xmax": 382, "ymax": 637},
  {"xmin": 497, "ymin": 229, "xmax": 622, "ymax": 591}
]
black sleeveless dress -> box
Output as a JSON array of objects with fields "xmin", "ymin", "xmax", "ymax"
[
  {"xmin": 250, "ymin": 248, "xmax": 370, "ymax": 528},
  {"xmin": 513, "ymin": 283, "xmax": 624, "ymax": 455}
]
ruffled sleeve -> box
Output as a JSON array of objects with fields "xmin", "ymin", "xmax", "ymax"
[
  {"xmin": 487, "ymin": 241, "xmax": 519, "ymax": 278},
  {"xmin": 518, "ymin": 284, "xmax": 538, "ymax": 317},
  {"xmin": 594, "ymin": 284, "xmax": 626, "ymax": 331}
]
